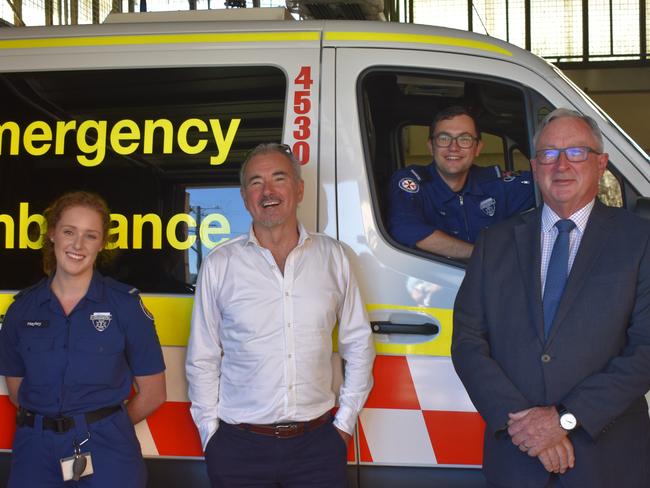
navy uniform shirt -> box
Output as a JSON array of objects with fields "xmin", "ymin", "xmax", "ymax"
[
  {"xmin": 0, "ymin": 272, "xmax": 165, "ymax": 416},
  {"xmin": 388, "ymin": 162, "xmax": 534, "ymax": 247}
]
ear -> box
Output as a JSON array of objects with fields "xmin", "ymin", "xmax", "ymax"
[
  {"xmin": 297, "ymin": 178, "xmax": 305, "ymax": 204},
  {"xmin": 474, "ymin": 138, "xmax": 484, "ymax": 158},
  {"xmin": 597, "ymin": 152, "xmax": 609, "ymax": 177}
]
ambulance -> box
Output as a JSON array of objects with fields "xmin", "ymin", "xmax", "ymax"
[{"xmin": 0, "ymin": 9, "xmax": 648, "ymax": 487}]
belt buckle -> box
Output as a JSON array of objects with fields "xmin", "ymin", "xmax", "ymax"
[
  {"xmin": 53, "ymin": 416, "xmax": 69, "ymax": 433},
  {"xmin": 274, "ymin": 423, "xmax": 298, "ymax": 437}
]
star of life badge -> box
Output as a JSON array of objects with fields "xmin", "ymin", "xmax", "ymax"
[
  {"xmin": 90, "ymin": 312, "xmax": 112, "ymax": 332},
  {"xmin": 480, "ymin": 197, "xmax": 496, "ymax": 217},
  {"xmin": 399, "ymin": 177, "xmax": 419, "ymax": 193}
]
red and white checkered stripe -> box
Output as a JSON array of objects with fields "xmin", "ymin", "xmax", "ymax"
[{"xmin": 357, "ymin": 355, "xmax": 484, "ymax": 466}]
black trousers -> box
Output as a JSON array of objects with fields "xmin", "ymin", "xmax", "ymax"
[{"xmin": 205, "ymin": 419, "xmax": 348, "ymax": 488}]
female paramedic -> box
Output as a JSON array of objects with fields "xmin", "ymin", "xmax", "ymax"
[{"xmin": 0, "ymin": 191, "xmax": 166, "ymax": 487}]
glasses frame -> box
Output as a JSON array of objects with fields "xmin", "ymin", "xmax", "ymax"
[
  {"xmin": 534, "ymin": 146, "xmax": 602, "ymax": 165},
  {"xmin": 432, "ymin": 132, "xmax": 479, "ymax": 149}
]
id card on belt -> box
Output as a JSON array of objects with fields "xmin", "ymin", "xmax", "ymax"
[{"xmin": 60, "ymin": 452, "xmax": 94, "ymax": 481}]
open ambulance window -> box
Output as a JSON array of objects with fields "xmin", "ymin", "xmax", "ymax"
[
  {"xmin": 359, "ymin": 69, "xmax": 533, "ymax": 261},
  {"xmin": 0, "ymin": 65, "xmax": 285, "ymax": 293}
]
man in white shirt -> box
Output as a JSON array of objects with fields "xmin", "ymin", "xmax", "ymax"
[
  {"xmin": 452, "ymin": 109, "xmax": 650, "ymax": 488},
  {"xmin": 186, "ymin": 142, "xmax": 375, "ymax": 487}
]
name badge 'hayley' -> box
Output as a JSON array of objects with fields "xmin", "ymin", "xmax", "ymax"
[
  {"xmin": 90, "ymin": 312, "xmax": 112, "ymax": 332},
  {"xmin": 24, "ymin": 320, "xmax": 48, "ymax": 328}
]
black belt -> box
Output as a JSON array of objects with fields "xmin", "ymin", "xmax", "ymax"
[
  {"xmin": 233, "ymin": 411, "xmax": 332, "ymax": 438},
  {"xmin": 17, "ymin": 405, "xmax": 121, "ymax": 433}
]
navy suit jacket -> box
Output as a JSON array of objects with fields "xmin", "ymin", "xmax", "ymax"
[{"xmin": 452, "ymin": 201, "xmax": 650, "ymax": 488}]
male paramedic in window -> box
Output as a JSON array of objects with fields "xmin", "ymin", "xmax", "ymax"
[
  {"xmin": 185, "ymin": 143, "xmax": 375, "ymax": 487},
  {"xmin": 387, "ymin": 105, "xmax": 534, "ymax": 259},
  {"xmin": 452, "ymin": 108, "xmax": 650, "ymax": 488}
]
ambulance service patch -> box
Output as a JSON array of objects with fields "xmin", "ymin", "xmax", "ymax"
[
  {"xmin": 399, "ymin": 177, "xmax": 419, "ymax": 193},
  {"xmin": 90, "ymin": 312, "xmax": 112, "ymax": 332},
  {"xmin": 480, "ymin": 197, "xmax": 496, "ymax": 217}
]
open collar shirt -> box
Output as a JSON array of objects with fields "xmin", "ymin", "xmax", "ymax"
[{"xmin": 186, "ymin": 223, "xmax": 375, "ymax": 449}]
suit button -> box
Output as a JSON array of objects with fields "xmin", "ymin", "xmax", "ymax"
[{"xmin": 541, "ymin": 354, "xmax": 552, "ymax": 363}]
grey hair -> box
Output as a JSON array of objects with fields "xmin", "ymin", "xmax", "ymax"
[
  {"xmin": 239, "ymin": 143, "xmax": 302, "ymax": 186},
  {"xmin": 533, "ymin": 108, "xmax": 604, "ymax": 153}
]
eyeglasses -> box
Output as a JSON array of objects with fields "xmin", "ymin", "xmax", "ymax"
[
  {"xmin": 535, "ymin": 146, "xmax": 601, "ymax": 165},
  {"xmin": 432, "ymin": 132, "xmax": 478, "ymax": 149}
]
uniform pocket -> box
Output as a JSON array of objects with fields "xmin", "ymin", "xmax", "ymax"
[
  {"xmin": 19, "ymin": 337, "xmax": 56, "ymax": 385},
  {"xmin": 72, "ymin": 337, "xmax": 127, "ymax": 386}
]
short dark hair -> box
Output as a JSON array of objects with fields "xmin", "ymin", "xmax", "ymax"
[
  {"xmin": 239, "ymin": 143, "xmax": 302, "ymax": 187},
  {"xmin": 429, "ymin": 106, "xmax": 480, "ymax": 140}
]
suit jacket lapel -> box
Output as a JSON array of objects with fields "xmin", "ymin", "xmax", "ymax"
[
  {"xmin": 546, "ymin": 201, "xmax": 614, "ymax": 344},
  {"xmin": 514, "ymin": 209, "xmax": 545, "ymax": 342}
]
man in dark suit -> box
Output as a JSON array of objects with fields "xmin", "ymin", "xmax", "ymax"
[{"xmin": 452, "ymin": 108, "xmax": 650, "ymax": 488}]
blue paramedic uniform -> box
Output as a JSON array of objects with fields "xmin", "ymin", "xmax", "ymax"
[
  {"xmin": 0, "ymin": 271, "xmax": 165, "ymax": 488},
  {"xmin": 388, "ymin": 162, "xmax": 534, "ymax": 247}
]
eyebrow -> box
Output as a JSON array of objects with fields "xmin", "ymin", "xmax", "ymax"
[
  {"xmin": 246, "ymin": 170, "xmax": 290, "ymax": 183},
  {"xmin": 60, "ymin": 224, "xmax": 100, "ymax": 233}
]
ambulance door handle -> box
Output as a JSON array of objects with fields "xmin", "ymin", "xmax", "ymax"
[{"xmin": 370, "ymin": 321, "xmax": 439, "ymax": 335}]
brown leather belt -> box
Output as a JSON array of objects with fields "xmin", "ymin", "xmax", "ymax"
[{"xmin": 234, "ymin": 411, "xmax": 332, "ymax": 438}]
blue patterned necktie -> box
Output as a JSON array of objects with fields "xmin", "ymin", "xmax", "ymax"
[{"xmin": 543, "ymin": 219, "xmax": 576, "ymax": 339}]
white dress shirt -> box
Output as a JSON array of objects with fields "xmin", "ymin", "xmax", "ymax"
[
  {"xmin": 186, "ymin": 223, "xmax": 375, "ymax": 449},
  {"xmin": 540, "ymin": 200, "xmax": 595, "ymax": 293}
]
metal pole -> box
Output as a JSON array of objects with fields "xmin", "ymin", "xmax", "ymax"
[
  {"xmin": 641, "ymin": 0, "xmax": 647, "ymax": 61},
  {"xmin": 5, "ymin": 0, "xmax": 25, "ymax": 26},
  {"xmin": 45, "ymin": 0, "xmax": 53, "ymax": 25},
  {"xmin": 71, "ymin": 0, "xmax": 78, "ymax": 24},
  {"xmin": 524, "ymin": 0, "xmax": 531, "ymax": 51}
]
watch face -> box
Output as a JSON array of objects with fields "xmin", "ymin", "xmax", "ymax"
[{"xmin": 560, "ymin": 413, "xmax": 577, "ymax": 430}]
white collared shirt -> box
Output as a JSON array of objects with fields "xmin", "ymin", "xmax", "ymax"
[
  {"xmin": 186, "ymin": 223, "xmax": 375, "ymax": 449},
  {"xmin": 540, "ymin": 201, "xmax": 595, "ymax": 293}
]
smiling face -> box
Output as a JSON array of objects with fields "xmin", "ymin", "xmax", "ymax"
[
  {"xmin": 531, "ymin": 117, "xmax": 608, "ymax": 217},
  {"xmin": 49, "ymin": 205, "xmax": 105, "ymax": 281},
  {"xmin": 427, "ymin": 114, "xmax": 483, "ymax": 190},
  {"xmin": 240, "ymin": 151, "xmax": 304, "ymax": 231}
]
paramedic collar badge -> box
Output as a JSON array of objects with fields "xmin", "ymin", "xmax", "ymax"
[
  {"xmin": 90, "ymin": 312, "xmax": 112, "ymax": 332},
  {"xmin": 480, "ymin": 197, "xmax": 496, "ymax": 217},
  {"xmin": 399, "ymin": 177, "xmax": 419, "ymax": 193}
]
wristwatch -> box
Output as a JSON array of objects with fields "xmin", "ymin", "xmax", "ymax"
[{"xmin": 557, "ymin": 404, "xmax": 578, "ymax": 431}]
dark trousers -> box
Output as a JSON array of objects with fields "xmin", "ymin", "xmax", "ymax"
[
  {"xmin": 205, "ymin": 419, "xmax": 348, "ymax": 488},
  {"xmin": 8, "ymin": 407, "xmax": 146, "ymax": 488},
  {"xmin": 487, "ymin": 474, "xmax": 563, "ymax": 488}
]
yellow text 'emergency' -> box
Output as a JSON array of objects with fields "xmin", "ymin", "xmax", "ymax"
[{"xmin": 0, "ymin": 117, "xmax": 241, "ymax": 167}]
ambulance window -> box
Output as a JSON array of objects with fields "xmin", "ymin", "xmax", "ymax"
[
  {"xmin": 360, "ymin": 69, "xmax": 532, "ymax": 259},
  {"xmin": 186, "ymin": 187, "xmax": 251, "ymax": 282},
  {"xmin": 0, "ymin": 66, "xmax": 286, "ymax": 292}
]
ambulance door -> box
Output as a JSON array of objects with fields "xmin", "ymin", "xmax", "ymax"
[{"xmin": 333, "ymin": 46, "xmax": 650, "ymax": 487}]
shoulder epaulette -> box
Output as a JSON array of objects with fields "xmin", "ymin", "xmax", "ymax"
[
  {"xmin": 13, "ymin": 278, "xmax": 47, "ymax": 300},
  {"xmin": 104, "ymin": 277, "xmax": 140, "ymax": 296},
  {"xmin": 472, "ymin": 164, "xmax": 502, "ymax": 184},
  {"xmin": 408, "ymin": 165, "xmax": 432, "ymax": 183}
]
